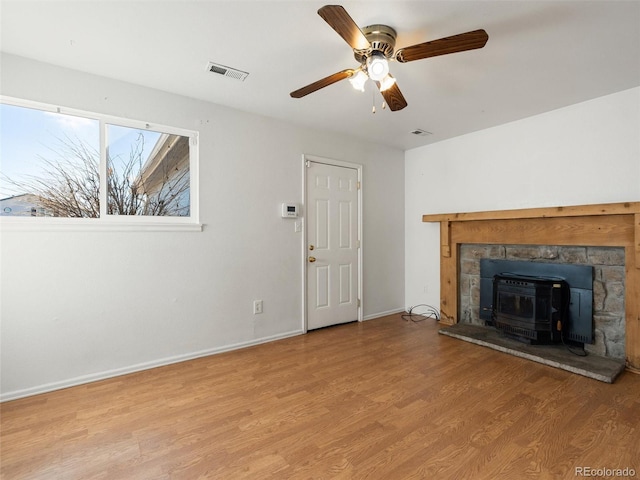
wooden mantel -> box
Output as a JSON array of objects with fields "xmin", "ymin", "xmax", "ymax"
[{"xmin": 422, "ymin": 201, "xmax": 640, "ymax": 373}]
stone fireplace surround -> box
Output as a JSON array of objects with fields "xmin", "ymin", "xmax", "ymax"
[
  {"xmin": 459, "ymin": 244, "xmax": 625, "ymax": 359},
  {"xmin": 422, "ymin": 202, "xmax": 640, "ymax": 373}
]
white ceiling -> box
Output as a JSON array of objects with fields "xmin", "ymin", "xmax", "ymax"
[{"xmin": 1, "ymin": 1, "xmax": 639, "ymax": 150}]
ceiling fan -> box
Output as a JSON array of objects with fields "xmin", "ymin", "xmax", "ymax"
[{"xmin": 290, "ymin": 5, "xmax": 489, "ymax": 112}]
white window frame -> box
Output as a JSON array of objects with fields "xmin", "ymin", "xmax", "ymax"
[{"xmin": 0, "ymin": 96, "xmax": 201, "ymax": 232}]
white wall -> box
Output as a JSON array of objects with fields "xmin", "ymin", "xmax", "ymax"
[
  {"xmin": 405, "ymin": 87, "xmax": 640, "ymax": 311},
  {"xmin": 0, "ymin": 54, "xmax": 405, "ymax": 400}
]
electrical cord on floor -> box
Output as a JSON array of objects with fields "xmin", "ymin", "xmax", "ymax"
[{"xmin": 402, "ymin": 304, "xmax": 440, "ymax": 323}]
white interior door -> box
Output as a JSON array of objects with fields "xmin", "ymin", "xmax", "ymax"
[{"xmin": 306, "ymin": 160, "xmax": 360, "ymax": 330}]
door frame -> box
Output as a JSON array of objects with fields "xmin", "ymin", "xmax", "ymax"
[{"xmin": 302, "ymin": 154, "xmax": 363, "ymax": 333}]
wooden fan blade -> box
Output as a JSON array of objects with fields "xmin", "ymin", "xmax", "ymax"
[
  {"xmin": 290, "ymin": 69, "xmax": 355, "ymax": 98},
  {"xmin": 395, "ymin": 29, "xmax": 489, "ymax": 63},
  {"xmin": 318, "ymin": 5, "xmax": 371, "ymax": 51},
  {"xmin": 378, "ymin": 82, "xmax": 408, "ymax": 112}
]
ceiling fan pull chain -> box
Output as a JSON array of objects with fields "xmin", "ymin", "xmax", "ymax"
[
  {"xmin": 371, "ymin": 84, "xmax": 384, "ymax": 113},
  {"xmin": 372, "ymin": 86, "xmax": 376, "ymax": 114}
]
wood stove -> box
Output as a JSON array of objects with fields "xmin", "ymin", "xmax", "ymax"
[
  {"xmin": 492, "ymin": 274, "xmax": 568, "ymax": 344},
  {"xmin": 480, "ymin": 259, "xmax": 594, "ymax": 346}
]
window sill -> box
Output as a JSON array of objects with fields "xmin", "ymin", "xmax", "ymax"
[{"xmin": 0, "ymin": 218, "xmax": 204, "ymax": 232}]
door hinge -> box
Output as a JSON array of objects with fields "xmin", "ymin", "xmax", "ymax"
[
  {"xmin": 356, "ymin": 181, "xmax": 361, "ymax": 190},
  {"xmin": 356, "ymin": 240, "xmax": 361, "ymax": 248},
  {"xmin": 357, "ymin": 299, "xmax": 361, "ymax": 308}
]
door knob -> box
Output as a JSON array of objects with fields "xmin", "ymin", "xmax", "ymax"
[
  {"xmin": 309, "ymin": 245, "xmax": 315, "ymax": 251},
  {"xmin": 308, "ymin": 256, "xmax": 316, "ymax": 263}
]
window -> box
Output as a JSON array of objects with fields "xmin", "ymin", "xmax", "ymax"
[
  {"xmin": 106, "ymin": 124, "xmax": 191, "ymax": 217},
  {"xmin": 0, "ymin": 97, "xmax": 199, "ymax": 229}
]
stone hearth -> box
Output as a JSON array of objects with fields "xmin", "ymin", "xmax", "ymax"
[{"xmin": 438, "ymin": 323, "xmax": 625, "ymax": 383}]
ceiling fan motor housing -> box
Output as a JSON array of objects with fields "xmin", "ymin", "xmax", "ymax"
[{"xmin": 353, "ymin": 24, "xmax": 397, "ymax": 64}]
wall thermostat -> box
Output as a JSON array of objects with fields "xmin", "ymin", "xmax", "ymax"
[{"xmin": 281, "ymin": 203, "xmax": 299, "ymax": 218}]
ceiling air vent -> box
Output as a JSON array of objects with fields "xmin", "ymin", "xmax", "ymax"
[
  {"xmin": 206, "ymin": 62, "xmax": 249, "ymax": 81},
  {"xmin": 410, "ymin": 129, "xmax": 432, "ymax": 136}
]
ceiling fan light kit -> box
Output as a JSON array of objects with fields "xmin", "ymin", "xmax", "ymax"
[
  {"xmin": 290, "ymin": 5, "xmax": 489, "ymax": 113},
  {"xmin": 348, "ymin": 70, "xmax": 368, "ymax": 92},
  {"xmin": 378, "ymin": 74, "xmax": 396, "ymax": 92},
  {"xmin": 366, "ymin": 51, "xmax": 389, "ymax": 81}
]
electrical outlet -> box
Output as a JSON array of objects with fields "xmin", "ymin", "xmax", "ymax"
[{"xmin": 253, "ymin": 300, "xmax": 263, "ymax": 314}]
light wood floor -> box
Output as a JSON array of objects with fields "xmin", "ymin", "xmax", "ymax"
[{"xmin": 1, "ymin": 314, "xmax": 639, "ymax": 479}]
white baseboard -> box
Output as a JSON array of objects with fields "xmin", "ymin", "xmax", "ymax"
[
  {"xmin": 363, "ymin": 308, "xmax": 405, "ymax": 321},
  {"xmin": 0, "ymin": 329, "xmax": 305, "ymax": 402}
]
